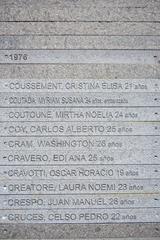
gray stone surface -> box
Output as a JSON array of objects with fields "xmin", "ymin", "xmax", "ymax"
[
  {"xmin": 0, "ymin": 36, "xmax": 160, "ymax": 49},
  {"xmin": 0, "ymin": 50, "xmax": 159, "ymax": 64},
  {"xmin": 0, "ymin": 0, "xmax": 160, "ymax": 239},
  {"xmin": 0, "ymin": 223, "xmax": 160, "ymax": 239},
  {"xmin": 0, "ymin": 0, "xmax": 159, "ymax": 21},
  {"xmin": 0, "ymin": 64, "xmax": 158, "ymax": 79},
  {"xmin": 0, "ymin": 22, "xmax": 160, "ymax": 35}
]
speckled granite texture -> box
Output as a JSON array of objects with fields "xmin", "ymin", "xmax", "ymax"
[{"xmin": 0, "ymin": 0, "xmax": 160, "ymax": 239}]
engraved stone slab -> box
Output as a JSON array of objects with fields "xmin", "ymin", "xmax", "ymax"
[
  {"xmin": 0, "ymin": 50, "xmax": 159, "ymax": 64},
  {"xmin": 0, "ymin": 0, "xmax": 160, "ymax": 238},
  {"xmin": 0, "ymin": 78, "xmax": 159, "ymax": 226}
]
